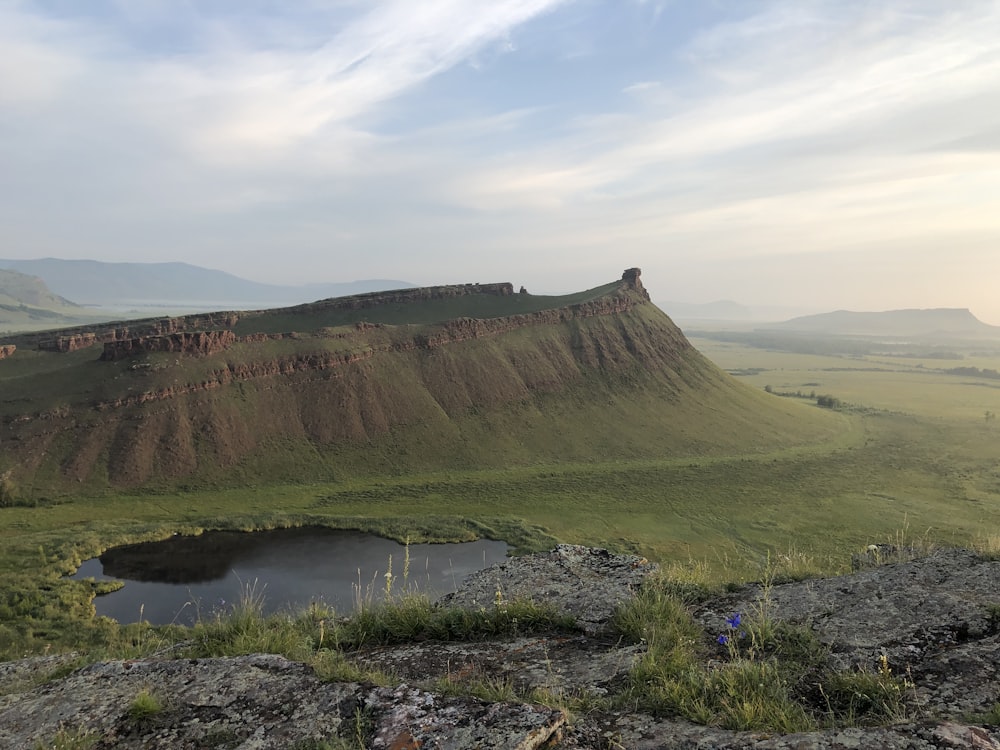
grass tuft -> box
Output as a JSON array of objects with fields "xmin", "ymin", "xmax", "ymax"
[
  {"xmin": 127, "ymin": 687, "xmax": 165, "ymax": 725},
  {"xmin": 972, "ymin": 533, "xmax": 1000, "ymax": 561},
  {"xmin": 818, "ymin": 665, "xmax": 910, "ymax": 725},
  {"xmin": 331, "ymin": 592, "xmax": 578, "ymax": 649},
  {"xmin": 34, "ymin": 725, "xmax": 99, "ymax": 750},
  {"xmin": 969, "ymin": 703, "xmax": 1000, "ymax": 726}
]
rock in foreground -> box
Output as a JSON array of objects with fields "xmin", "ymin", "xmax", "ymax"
[{"xmin": 1, "ymin": 545, "xmax": 999, "ymax": 749}]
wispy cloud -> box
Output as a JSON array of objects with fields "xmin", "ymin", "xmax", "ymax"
[
  {"xmin": 2, "ymin": 1, "xmax": 570, "ymax": 154},
  {"xmin": 2, "ymin": 0, "xmax": 999, "ymax": 320},
  {"xmin": 455, "ymin": 1, "xmax": 1000, "ymax": 211}
]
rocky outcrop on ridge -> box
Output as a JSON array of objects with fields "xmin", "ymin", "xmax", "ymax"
[
  {"xmin": 11, "ymin": 283, "xmax": 515, "ymax": 353},
  {"xmin": 692, "ymin": 548, "xmax": 1000, "ymax": 719},
  {"xmin": 277, "ymin": 281, "xmax": 516, "ymax": 316},
  {"xmin": 440, "ymin": 544, "xmax": 655, "ymax": 635},
  {"xmin": 0, "ymin": 655, "xmax": 569, "ymax": 750},
  {"xmin": 99, "ymin": 330, "xmax": 238, "ymax": 360},
  {"xmin": 2, "ymin": 546, "xmax": 999, "ymax": 748},
  {"xmin": 30, "ymin": 313, "xmax": 243, "ymax": 352}
]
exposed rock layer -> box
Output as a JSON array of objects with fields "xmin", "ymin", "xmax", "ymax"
[
  {"xmin": 99, "ymin": 330, "xmax": 237, "ymax": 360},
  {"xmin": 1, "ymin": 271, "xmax": 728, "ymax": 488},
  {"xmin": 10, "ymin": 283, "xmax": 515, "ymax": 352}
]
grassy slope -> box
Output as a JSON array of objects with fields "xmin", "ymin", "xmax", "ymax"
[
  {"xmin": 7, "ymin": 279, "xmax": 999, "ymax": 657},
  {"xmin": 232, "ymin": 281, "xmax": 623, "ymax": 333},
  {"xmin": 0, "ymin": 286, "xmax": 843, "ymax": 493}
]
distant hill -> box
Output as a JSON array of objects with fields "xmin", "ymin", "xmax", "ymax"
[
  {"xmin": 0, "ymin": 269, "xmax": 116, "ymax": 333},
  {"xmin": 0, "ymin": 269, "xmax": 77, "ymax": 309},
  {"xmin": 775, "ymin": 308, "xmax": 1000, "ymax": 339},
  {"xmin": 0, "ymin": 258, "xmax": 413, "ymax": 308},
  {"xmin": 0, "ymin": 269, "xmax": 841, "ymax": 493}
]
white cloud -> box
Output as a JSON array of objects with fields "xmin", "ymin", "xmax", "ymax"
[
  {"xmin": 443, "ymin": 2, "xmax": 1000, "ymax": 223},
  {"xmin": 2, "ymin": 1, "xmax": 570, "ymax": 156},
  {"xmin": 0, "ymin": 8, "xmax": 89, "ymax": 107},
  {"xmin": 2, "ymin": 0, "xmax": 1000, "ymax": 320}
]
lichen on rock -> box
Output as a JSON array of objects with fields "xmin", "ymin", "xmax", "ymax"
[{"xmin": 2, "ymin": 546, "xmax": 999, "ymax": 748}]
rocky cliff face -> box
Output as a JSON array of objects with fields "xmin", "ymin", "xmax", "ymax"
[
  {"xmin": 1, "ymin": 270, "xmax": 722, "ymax": 488},
  {"xmin": 99, "ymin": 330, "xmax": 237, "ymax": 360},
  {"xmin": 29, "ymin": 313, "xmax": 243, "ymax": 352},
  {"xmin": 1, "ymin": 546, "xmax": 997, "ymax": 749},
  {"xmin": 11, "ymin": 283, "xmax": 516, "ymax": 353}
]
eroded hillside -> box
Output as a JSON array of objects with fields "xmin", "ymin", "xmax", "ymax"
[{"xmin": 0, "ymin": 269, "xmax": 843, "ymax": 492}]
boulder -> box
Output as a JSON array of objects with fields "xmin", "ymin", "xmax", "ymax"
[{"xmin": 2, "ymin": 546, "xmax": 999, "ymax": 748}]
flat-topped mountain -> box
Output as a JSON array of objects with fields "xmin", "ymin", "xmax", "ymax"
[
  {"xmin": 775, "ymin": 307, "xmax": 1000, "ymax": 339},
  {"xmin": 0, "ymin": 269, "xmax": 841, "ymax": 493}
]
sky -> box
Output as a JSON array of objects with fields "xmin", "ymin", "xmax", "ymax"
[{"xmin": 2, "ymin": 1, "xmax": 1000, "ymax": 322}]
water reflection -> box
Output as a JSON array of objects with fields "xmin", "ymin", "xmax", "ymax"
[{"xmin": 72, "ymin": 527, "xmax": 507, "ymax": 626}]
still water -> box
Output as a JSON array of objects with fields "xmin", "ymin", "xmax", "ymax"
[{"xmin": 72, "ymin": 527, "xmax": 508, "ymax": 625}]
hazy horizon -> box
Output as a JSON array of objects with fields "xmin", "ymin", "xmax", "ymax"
[{"xmin": 3, "ymin": 2, "xmax": 999, "ymax": 324}]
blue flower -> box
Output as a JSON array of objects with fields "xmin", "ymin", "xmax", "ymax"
[
  {"xmin": 725, "ymin": 612, "xmax": 741, "ymax": 629},
  {"xmin": 717, "ymin": 634, "xmax": 729, "ymax": 645}
]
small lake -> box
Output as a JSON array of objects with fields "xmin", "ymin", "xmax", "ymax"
[{"xmin": 71, "ymin": 527, "xmax": 508, "ymax": 626}]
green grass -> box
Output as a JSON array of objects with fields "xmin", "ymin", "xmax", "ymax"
[
  {"xmin": 32, "ymin": 726, "xmax": 99, "ymax": 750},
  {"xmin": 127, "ymin": 687, "xmax": 165, "ymax": 724},
  {"xmin": 614, "ymin": 573, "xmax": 912, "ymax": 731},
  {"xmin": 232, "ymin": 281, "xmax": 623, "ymax": 334},
  {"xmin": 1, "ymin": 399, "xmax": 998, "ymax": 659},
  {"xmin": 186, "ymin": 576, "xmax": 577, "ymax": 661},
  {"xmin": 0, "ymin": 294, "xmax": 845, "ymax": 491},
  {"xmin": 1, "ymin": 326, "xmax": 999, "ymax": 718},
  {"xmin": 692, "ymin": 336, "xmax": 1000, "ymax": 421},
  {"xmin": 969, "ymin": 703, "xmax": 1000, "ymax": 726}
]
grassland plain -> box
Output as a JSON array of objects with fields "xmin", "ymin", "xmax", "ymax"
[{"xmin": 2, "ymin": 280, "xmax": 1000, "ymax": 659}]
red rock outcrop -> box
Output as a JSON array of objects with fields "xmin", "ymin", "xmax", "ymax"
[
  {"xmin": 100, "ymin": 331, "xmax": 237, "ymax": 361},
  {"xmin": 18, "ymin": 285, "xmax": 518, "ymax": 353},
  {"xmin": 85, "ymin": 283, "xmax": 675, "ymax": 410},
  {"xmin": 29, "ymin": 313, "xmax": 242, "ymax": 352},
  {"xmin": 38, "ymin": 333, "xmax": 99, "ymax": 353},
  {"xmin": 414, "ymin": 289, "xmax": 648, "ymax": 349},
  {"xmin": 621, "ymin": 267, "xmax": 649, "ymax": 299}
]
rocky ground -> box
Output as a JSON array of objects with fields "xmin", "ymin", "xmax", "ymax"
[{"xmin": 2, "ymin": 545, "xmax": 999, "ymax": 749}]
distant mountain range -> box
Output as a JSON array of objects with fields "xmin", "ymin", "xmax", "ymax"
[
  {"xmin": 0, "ymin": 258, "xmax": 413, "ymax": 309},
  {"xmin": 774, "ymin": 308, "xmax": 1000, "ymax": 338}
]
